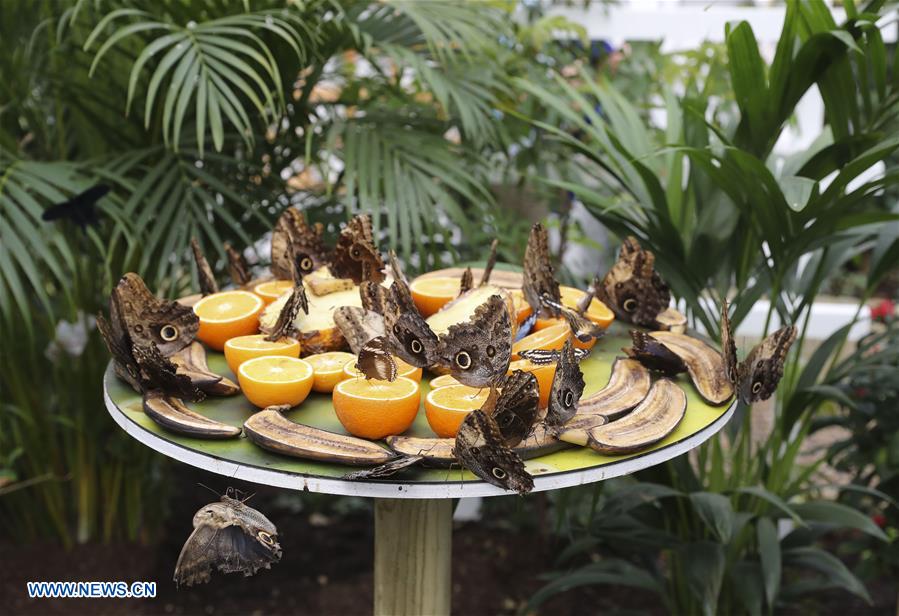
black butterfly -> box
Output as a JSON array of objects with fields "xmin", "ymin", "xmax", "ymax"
[{"xmin": 41, "ymin": 184, "xmax": 110, "ymax": 228}]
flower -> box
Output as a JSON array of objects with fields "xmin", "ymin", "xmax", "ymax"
[
  {"xmin": 872, "ymin": 513, "xmax": 886, "ymax": 528},
  {"xmin": 870, "ymin": 298, "xmax": 895, "ymax": 322}
]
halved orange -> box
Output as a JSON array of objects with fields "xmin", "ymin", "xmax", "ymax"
[
  {"xmin": 532, "ymin": 318, "xmax": 598, "ymax": 351},
  {"xmin": 409, "ymin": 276, "xmax": 461, "ymax": 317},
  {"xmin": 511, "ymin": 322, "xmax": 569, "ymax": 359},
  {"xmin": 237, "ymin": 356, "xmax": 314, "ymax": 408},
  {"xmin": 193, "ymin": 290, "xmax": 265, "ymax": 351},
  {"xmin": 508, "ymin": 358, "xmax": 556, "ymax": 409},
  {"xmin": 535, "ymin": 286, "xmax": 614, "ymax": 330},
  {"xmin": 428, "ymin": 374, "xmax": 461, "ymax": 389},
  {"xmin": 332, "ymin": 377, "xmax": 421, "ymax": 439},
  {"xmin": 305, "ymin": 351, "xmax": 356, "ymax": 393},
  {"xmin": 224, "ymin": 334, "xmax": 301, "ymax": 374},
  {"xmin": 342, "ymin": 356, "xmax": 423, "ymax": 382},
  {"xmin": 253, "ymin": 279, "xmax": 294, "ymax": 305},
  {"xmin": 424, "ymin": 384, "xmax": 491, "ymax": 438}
]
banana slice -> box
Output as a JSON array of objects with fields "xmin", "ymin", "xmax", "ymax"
[
  {"xmin": 385, "ymin": 425, "xmax": 568, "ymax": 465},
  {"xmin": 170, "ymin": 342, "xmax": 239, "ymax": 396},
  {"xmin": 142, "ymin": 391, "xmax": 241, "ymax": 439},
  {"xmin": 577, "ymin": 358, "xmax": 651, "ymax": 420},
  {"xmin": 650, "ymin": 332, "xmax": 733, "ymax": 405},
  {"xmin": 587, "ymin": 379, "xmax": 686, "ymax": 454},
  {"xmin": 655, "ymin": 307, "xmax": 687, "ymax": 333},
  {"xmin": 244, "ymin": 407, "xmax": 395, "ymax": 465},
  {"xmin": 554, "ymin": 414, "xmax": 608, "ymax": 447}
]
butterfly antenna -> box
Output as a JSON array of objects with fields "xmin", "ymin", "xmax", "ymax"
[{"xmin": 197, "ymin": 482, "xmax": 222, "ymax": 497}]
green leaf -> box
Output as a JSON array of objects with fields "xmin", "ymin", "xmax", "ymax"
[
  {"xmin": 689, "ymin": 492, "xmax": 735, "ymax": 542},
  {"xmin": 783, "ymin": 547, "xmax": 872, "ymax": 603},
  {"xmin": 756, "ymin": 517, "xmax": 781, "ymax": 609},
  {"xmin": 791, "ymin": 501, "xmax": 889, "ymax": 541},
  {"xmin": 527, "ymin": 559, "xmax": 661, "ymax": 610},
  {"xmin": 680, "ymin": 541, "xmax": 726, "ymax": 616}
]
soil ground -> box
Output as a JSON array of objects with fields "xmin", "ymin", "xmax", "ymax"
[{"xmin": 1, "ymin": 464, "xmax": 895, "ymax": 615}]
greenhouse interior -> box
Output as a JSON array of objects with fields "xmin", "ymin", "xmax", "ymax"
[{"xmin": 1, "ymin": 1, "xmax": 898, "ymax": 615}]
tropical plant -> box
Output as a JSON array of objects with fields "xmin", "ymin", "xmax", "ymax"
[
  {"xmin": 513, "ymin": 0, "xmax": 899, "ymax": 612},
  {"xmin": 0, "ymin": 0, "xmax": 592, "ymax": 543}
]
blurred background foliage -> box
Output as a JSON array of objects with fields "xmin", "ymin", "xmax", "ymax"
[{"xmin": 1, "ymin": 0, "xmax": 898, "ymax": 613}]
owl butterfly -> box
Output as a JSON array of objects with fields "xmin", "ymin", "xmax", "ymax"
[
  {"xmin": 97, "ymin": 292, "xmax": 143, "ymax": 393},
  {"xmin": 355, "ymin": 336, "xmax": 398, "ymax": 381},
  {"xmin": 174, "ymin": 488, "xmax": 282, "ymax": 587},
  {"xmin": 334, "ymin": 305, "xmax": 386, "ymax": 354},
  {"xmin": 459, "ymin": 267, "xmax": 474, "ymax": 295},
  {"xmin": 721, "ymin": 300, "xmax": 797, "ymax": 404},
  {"xmin": 436, "ymin": 295, "xmax": 512, "ymax": 388},
  {"xmin": 539, "ymin": 294, "xmax": 605, "ymax": 343},
  {"xmin": 190, "ymin": 237, "xmax": 219, "ymax": 296},
  {"xmin": 453, "ymin": 407, "xmax": 534, "ymax": 494},
  {"xmin": 264, "ymin": 255, "xmax": 309, "ymax": 342},
  {"xmin": 517, "ymin": 347, "xmax": 591, "ymax": 365},
  {"xmin": 383, "ymin": 276, "xmax": 439, "ymax": 369},
  {"xmin": 270, "ymin": 208, "xmax": 329, "ymax": 280},
  {"xmin": 113, "ymin": 273, "xmax": 198, "ymax": 356},
  {"xmin": 487, "ymin": 369, "xmax": 540, "ymax": 447},
  {"xmin": 623, "ymin": 330, "xmax": 687, "ymax": 377},
  {"xmin": 545, "ymin": 340, "xmax": 586, "ymax": 427},
  {"xmin": 224, "ymin": 242, "xmax": 251, "ymax": 287},
  {"xmin": 130, "ymin": 340, "xmax": 205, "ymax": 402},
  {"xmin": 595, "ymin": 237, "xmax": 671, "ymax": 329},
  {"xmin": 331, "ymin": 214, "xmax": 385, "ymax": 284},
  {"xmin": 522, "ymin": 223, "xmax": 561, "ymax": 317}
]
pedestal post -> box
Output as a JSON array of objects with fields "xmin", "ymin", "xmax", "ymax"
[{"xmin": 374, "ymin": 498, "xmax": 452, "ymax": 616}]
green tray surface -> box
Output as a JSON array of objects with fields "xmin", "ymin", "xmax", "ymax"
[{"xmin": 104, "ymin": 324, "xmax": 730, "ymax": 484}]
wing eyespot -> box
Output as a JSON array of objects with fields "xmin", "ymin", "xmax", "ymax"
[
  {"xmin": 455, "ymin": 351, "xmax": 472, "ymax": 369},
  {"xmin": 492, "ymin": 467, "xmax": 507, "ymax": 479},
  {"xmin": 160, "ymin": 325, "xmax": 178, "ymax": 341}
]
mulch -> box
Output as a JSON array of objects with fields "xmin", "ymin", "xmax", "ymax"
[{"xmin": 0, "ymin": 465, "xmax": 894, "ymax": 615}]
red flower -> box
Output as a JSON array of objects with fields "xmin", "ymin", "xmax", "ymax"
[
  {"xmin": 870, "ymin": 299, "xmax": 895, "ymax": 322},
  {"xmin": 872, "ymin": 514, "xmax": 886, "ymax": 528}
]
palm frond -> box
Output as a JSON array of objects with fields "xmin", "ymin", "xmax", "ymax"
[
  {"xmin": 331, "ymin": 116, "xmax": 493, "ymax": 269},
  {"xmin": 84, "ymin": 8, "xmax": 314, "ymax": 156}
]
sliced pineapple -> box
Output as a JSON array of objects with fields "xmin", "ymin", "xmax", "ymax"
[{"xmin": 259, "ymin": 281, "xmax": 362, "ymax": 355}]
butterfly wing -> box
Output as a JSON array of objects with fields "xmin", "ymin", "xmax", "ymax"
[
  {"xmin": 517, "ymin": 347, "xmax": 591, "ymax": 365},
  {"xmin": 356, "ymin": 336, "xmax": 398, "ymax": 381},
  {"xmin": 174, "ymin": 499, "xmax": 281, "ymax": 587},
  {"xmin": 720, "ymin": 299, "xmax": 738, "ymax": 385},
  {"xmin": 224, "ymin": 242, "xmax": 251, "ymax": 286},
  {"xmin": 491, "ymin": 370, "xmax": 540, "ymax": 447},
  {"xmin": 263, "ymin": 284, "xmax": 307, "ymax": 342},
  {"xmin": 132, "ymin": 341, "xmax": 205, "ymax": 401},
  {"xmin": 334, "ymin": 306, "xmax": 386, "ymax": 354},
  {"xmin": 436, "ymin": 295, "xmax": 512, "ymax": 388},
  {"xmin": 737, "ymin": 324, "xmax": 797, "ymax": 404},
  {"xmin": 191, "ymin": 238, "xmax": 219, "ymax": 296},
  {"xmin": 271, "ymin": 209, "xmax": 329, "ymax": 279},
  {"xmin": 41, "ymin": 184, "xmax": 109, "ymax": 227},
  {"xmin": 595, "ymin": 237, "xmax": 670, "ymax": 328},
  {"xmin": 479, "ymin": 239, "xmax": 499, "ymax": 286},
  {"xmin": 382, "ymin": 279, "xmax": 439, "ymax": 367},
  {"xmin": 522, "ymin": 223, "xmax": 560, "ymax": 316},
  {"xmin": 459, "ymin": 267, "xmax": 474, "ymax": 295},
  {"xmin": 545, "ymin": 340, "xmax": 585, "ymax": 427},
  {"xmin": 453, "ymin": 410, "xmax": 533, "ymax": 494},
  {"xmin": 330, "ymin": 214, "xmax": 385, "ymax": 283},
  {"xmin": 623, "ymin": 330, "xmax": 687, "ymax": 376},
  {"xmin": 115, "ymin": 273, "xmax": 199, "ymax": 356}
]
